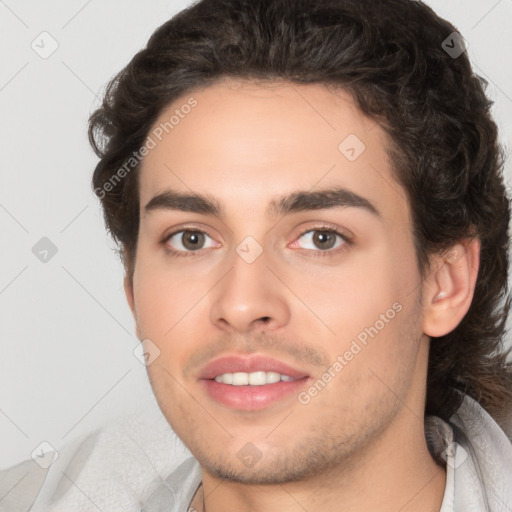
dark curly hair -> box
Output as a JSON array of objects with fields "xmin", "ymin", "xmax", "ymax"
[{"xmin": 89, "ymin": 0, "xmax": 512, "ymax": 431}]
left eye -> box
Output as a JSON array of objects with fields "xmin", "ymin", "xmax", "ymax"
[{"xmin": 294, "ymin": 229, "xmax": 347, "ymax": 251}]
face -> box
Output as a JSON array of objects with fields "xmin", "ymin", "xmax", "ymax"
[{"xmin": 127, "ymin": 79, "xmax": 429, "ymax": 484}]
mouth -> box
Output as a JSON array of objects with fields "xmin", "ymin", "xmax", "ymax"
[
  {"xmin": 213, "ymin": 371, "xmax": 296, "ymax": 385},
  {"xmin": 199, "ymin": 354, "xmax": 311, "ymax": 411}
]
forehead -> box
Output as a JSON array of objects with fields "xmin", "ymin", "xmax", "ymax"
[{"xmin": 138, "ymin": 79, "xmax": 407, "ymax": 221}]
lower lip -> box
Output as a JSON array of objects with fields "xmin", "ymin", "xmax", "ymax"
[{"xmin": 201, "ymin": 378, "xmax": 310, "ymax": 411}]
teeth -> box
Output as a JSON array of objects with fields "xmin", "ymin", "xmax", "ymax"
[
  {"xmin": 265, "ymin": 372, "xmax": 281, "ymax": 384},
  {"xmin": 232, "ymin": 372, "xmax": 248, "ymax": 385},
  {"xmin": 213, "ymin": 371, "xmax": 295, "ymax": 385},
  {"xmin": 248, "ymin": 371, "xmax": 266, "ymax": 385}
]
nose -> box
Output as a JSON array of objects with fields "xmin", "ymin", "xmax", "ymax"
[{"xmin": 209, "ymin": 247, "xmax": 291, "ymax": 333}]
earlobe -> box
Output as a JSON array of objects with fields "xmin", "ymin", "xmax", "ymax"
[{"xmin": 421, "ymin": 238, "xmax": 480, "ymax": 338}]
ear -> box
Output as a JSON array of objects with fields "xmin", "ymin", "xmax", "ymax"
[
  {"xmin": 124, "ymin": 273, "xmax": 141, "ymax": 339},
  {"xmin": 124, "ymin": 273, "xmax": 136, "ymax": 317},
  {"xmin": 421, "ymin": 238, "xmax": 480, "ymax": 338}
]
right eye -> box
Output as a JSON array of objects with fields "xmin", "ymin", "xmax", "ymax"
[{"xmin": 162, "ymin": 229, "xmax": 219, "ymax": 256}]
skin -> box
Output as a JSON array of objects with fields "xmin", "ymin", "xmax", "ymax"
[{"xmin": 124, "ymin": 79, "xmax": 480, "ymax": 512}]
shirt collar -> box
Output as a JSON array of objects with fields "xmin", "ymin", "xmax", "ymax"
[{"xmin": 141, "ymin": 456, "xmax": 202, "ymax": 512}]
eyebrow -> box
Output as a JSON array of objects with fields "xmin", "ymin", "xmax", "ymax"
[{"xmin": 144, "ymin": 186, "xmax": 381, "ymax": 218}]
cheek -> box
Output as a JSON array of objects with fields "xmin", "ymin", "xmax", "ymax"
[
  {"xmin": 304, "ymin": 245, "xmax": 420, "ymax": 373},
  {"xmin": 302, "ymin": 298, "xmax": 422, "ymax": 424},
  {"xmin": 132, "ymin": 251, "xmax": 208, "ymax": 337},
  {"xmin": 132, "ymin": 256, "xmax": 216, "ymax": 382},
  {"xmin": 289, "ymin": 244, "xmax": 415, "ymax": 338}
]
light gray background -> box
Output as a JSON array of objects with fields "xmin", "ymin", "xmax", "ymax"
[{"xmin": 1, "ymin": 0, "xmax": 511, "ymax": 469}]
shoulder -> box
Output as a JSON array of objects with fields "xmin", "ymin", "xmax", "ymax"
[
  {"xmin": 450, "ymin": 393, "xmax": 512, "ymax": 508},
  {"xmin": 0, "ymin": 458, "xmax": 50, "ymax": 512},
  {"xmin": 3, "ymin": 405, "xmax": 192, "ymax": 512}
]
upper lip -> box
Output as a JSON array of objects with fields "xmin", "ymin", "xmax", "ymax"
[{"xmin": 199, "ymin": 354, "xmax": 310, "ymax": 380}]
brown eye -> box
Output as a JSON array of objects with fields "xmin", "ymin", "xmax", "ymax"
[
  {"xmin": 312, "ymin": 231, "xmax": 337, "ymax": 250},
  {"xmin": 165, "ymin": 230, "xmax": 217, "ymax": 254},
  {"xmin": 296, "ymin": 229, "xmax": 347, "ymax": 252},
  {"xmin": 181, "ymin": 231, "xmax": 205, "ymax": 250}
]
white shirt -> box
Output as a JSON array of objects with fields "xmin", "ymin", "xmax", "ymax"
[{"xmin": 2, "ymin": 393, "xmax": 511, "ymax": 511}]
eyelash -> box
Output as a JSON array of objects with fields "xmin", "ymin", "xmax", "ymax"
[{"xmin": 160, "ymin": 225, "xmax": 353, "ymax": 258}]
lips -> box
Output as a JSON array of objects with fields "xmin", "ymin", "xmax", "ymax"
[
  {"xmin": 198, "ymin": 354, "xmax": 311, "ymax": 411},
  {"xmin": 199, "ymin": 354, "xmax": 309, "ymax": 381}
]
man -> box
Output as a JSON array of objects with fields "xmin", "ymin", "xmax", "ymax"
[{"xmin": 3, "ymin": 0, "xmax": 512, "ymax": 510}]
